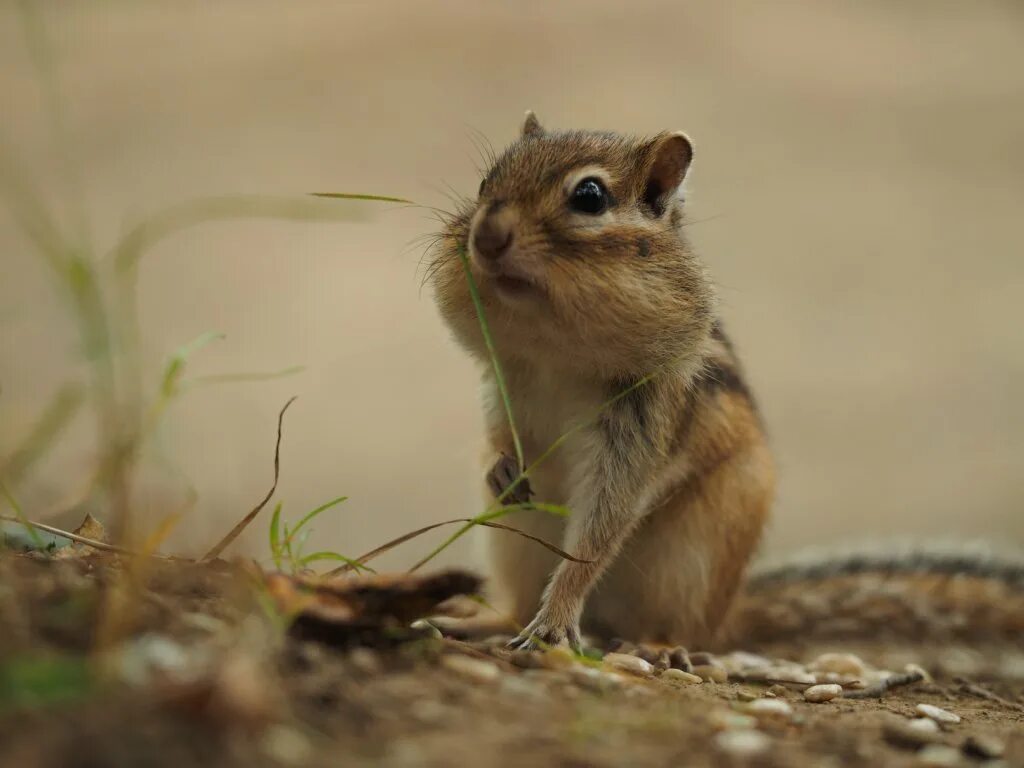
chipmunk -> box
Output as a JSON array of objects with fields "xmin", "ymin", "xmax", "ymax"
[
  {"xmin": 430, "ymin": 111, "xmax": 773, "ymax": 652},
  {"xmin": 429, "ymin": 113, "xmax": 1023, "ymax": 655}
]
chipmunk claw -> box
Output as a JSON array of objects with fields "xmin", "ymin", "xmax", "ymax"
[
  {"xmin": 487, "ymin": 453, "xmax": 533, "ymax": 505},
  {"xmin": 508, "ymin": 615, "xmax": 582, "ymax": 653}
]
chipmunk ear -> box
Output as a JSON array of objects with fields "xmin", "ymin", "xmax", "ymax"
[
  {"xmin": 642, "ymin": 131, "xmax": 693, "ymax": 216},
  {"xmin": 521, "ymin": 110, "xmax": 544, "ymax": 138}
]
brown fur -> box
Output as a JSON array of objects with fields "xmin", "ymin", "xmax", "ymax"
[{"xmin": 429, "ymin": 114, "xmax": 775, "ymax": 649}]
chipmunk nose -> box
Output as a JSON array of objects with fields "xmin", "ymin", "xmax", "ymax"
[{"xmin": 473, "ymin": 203, "xmax": 516, "ymax": 262}]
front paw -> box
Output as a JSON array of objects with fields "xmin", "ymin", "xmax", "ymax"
[
  {"xmin": 487, "ymin": 452, "xmax": 533, "ymax": 505},
  {"xmin": 508, "ymin": 613, "xmax": 581, "ymax": 653}
]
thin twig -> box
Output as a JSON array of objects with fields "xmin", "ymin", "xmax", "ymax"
[
  {"xmin": 844, "ymin": 669, "xmax": 925, "ymax": 699},
  {"xmin": 202, "ymin": 396, "xmax": 296, "ymax": 561},
  {"xmin": 954, "ymin": 678, "xmax": 1024, "ymax": 712},
  {"xmin": 0, "ymin": 514, "xmax": 139, "ymax": 556},
  {"xmin": 326, "ymin": 517, "xmax": 590, "ymax": 577}
]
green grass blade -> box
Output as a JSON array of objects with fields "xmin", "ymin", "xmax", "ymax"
[
  {"xmin": 298, "ymin": 551, "xmax": 376, "ymax": 574},
  {"xmin": 456, "ymin": 246, "xmax": 524, "ymax": 469},
  {"xmin": 192, "ymin": 366, "xmax": 305, "ymax": 386},
  {"xmin": 309, "ymin": 192, "xmax": 414, "ymax": 204},
  {"xmin": 0, "ymin": 654, "xmax": 93, "ymax": 712},
  {"xmin": 268, "ymin": 502, "xmax": 283, "ymax": 570},
  {"xmin": 160, "ymin": 332, "xmax": 225, "ymax": 398},
  {"xmin": 283, "ymin": 495, "xmax": 348, "ymax": 546},
  {"xmin": 112, "ymin": 194, "xmax": 397, "ymax": 275},
  {"xmin": 0, "ymin": 477, "xmax": 45, "ymax": 550},
  {"xmin": 282, "ymin": 522, "xmax": 295, "ymax": 567}
]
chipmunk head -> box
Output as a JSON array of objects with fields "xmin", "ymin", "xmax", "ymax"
[{"xmin": 430, "ymin": 112, "xmax": 715, "ymax": 378}]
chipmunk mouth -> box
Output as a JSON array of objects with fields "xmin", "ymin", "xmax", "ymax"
[
  {"xmin": 473, "ymin": 258, "xmax": 544, "ymax": 300},
  {"xmin": 493, "ymin": 273, "xmax": 537, "ymax": 296}
]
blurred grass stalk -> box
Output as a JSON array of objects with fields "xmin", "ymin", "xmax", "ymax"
[{"xmin": 0, "ymin": 5, "xmax": 398, "ymax": 554}]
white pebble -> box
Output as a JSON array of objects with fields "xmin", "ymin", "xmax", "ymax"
[
  {"xmin": 709, "ymin": 710, "xmax": 759, "ymax": 731},
  {"xmin": 916, "ymin": 703, "xmax": 962, "ymax": 725},
  {"xmin": 908, "ymin": 718, "xmax": 941, "ymax": 734},
  {"xmin": 661, "ymin": 668, "xmax": 703, "ymax": 685},
  {"xmin": 692, "ymin": 664, "xmax": 728, "ymax": 683},
  {"xmin": 570, "ymin": 666, "xmax": 621, "ymax": 692},
  {"xmin": 719, "ymin": 652, "xmax": 772, "ymax": 673},
  {"xmin": 500, "ymin": 675, "xmax": 543, "ymax": 698},
  {"xmin": 714, "ymin": 729, "xmax": 771, "ymax": 757},
  {"xmin": 410, "ymin": 619, "xmax": 443, "ymax": 639},
  {"xmin": 744, "ymin": 698, "xmax": 793, "ymax": 718},
  {"xmin": 441, "ymin": 655, "xmax": 501, "ymax": 683},
  {"xmin": 916, "ymin": 745, "xmax": 963, "ymax": 767},
  {"xmin": 803, "ymin": 683, "xmax": 843, "ymax": 703},
  {"xmin": 603, "ymin": 652, "xmax": 654, "ymax": 677},
  {"xmin": 963, "ymin": 734, "xmax": 1005, "ymax": 760},
  {"xmin": 809, "ymin": 652, "xmax": 868, "ymax": 678}
]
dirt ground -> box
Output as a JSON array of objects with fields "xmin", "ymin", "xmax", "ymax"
[{"xmin": 1, "ymin": 554, "xmax": 1021, "ymax": 768}]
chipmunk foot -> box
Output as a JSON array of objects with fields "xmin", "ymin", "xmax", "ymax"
[
  {"xmin": 487, "ymin": 452, "xmax": 533, "ymax": 505},
  {"xmin": 606, "ymin": 639, "xmax": 692, "ymax": 672}
]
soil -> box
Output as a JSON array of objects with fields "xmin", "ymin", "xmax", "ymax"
[{"xmin": 0, "ymin": 554, "xmax": 1021, "ymax": 768}]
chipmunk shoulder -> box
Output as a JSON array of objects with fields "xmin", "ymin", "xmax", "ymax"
[{"xmin": 430, "ymin": 112, "xmax": 774, "ymax": 651}]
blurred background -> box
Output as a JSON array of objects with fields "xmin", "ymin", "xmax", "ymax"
[{"xmin": 1, "ymin": 0, "xmax": 1021, "ymax": 571}]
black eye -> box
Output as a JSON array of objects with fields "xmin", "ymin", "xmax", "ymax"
[{"xmin": 570, "ymin": 177, "xmax": 609, "ymax": 215}]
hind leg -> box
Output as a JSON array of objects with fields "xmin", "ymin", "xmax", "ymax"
[{"xmin": 584, "ymin": 442, "xmax": 773, "ymax": 649}]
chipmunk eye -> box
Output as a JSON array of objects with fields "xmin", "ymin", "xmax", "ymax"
[{"xmin": 570, "ymin": 177, "xmax": 608, "ymax": 215}]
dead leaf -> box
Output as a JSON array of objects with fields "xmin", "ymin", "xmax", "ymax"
[
  {"xmin": 53, "ymin": 513, "xmax": 110, "ymax": 558},
  {"xmin": 262, "ymin": 569, "xmax": 482, "ymax": 648}
]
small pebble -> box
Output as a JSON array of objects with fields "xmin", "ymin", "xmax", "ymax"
[
  {"xmin": 509, "ymin": 650, "xmax": 547, "ymax": 670},
  {"xmin": 743, "ymin": 698, "xmax": 793, "ymax": 719},
  {"xmin": 809, "ymin": 652, "xmax": 868, "ymax": 678},
  {"xmin": 409, "ymin": 699, "xmax": 447, "ymax": 724},
  {"xmin": 500, "ymin": 674, "xmax": 544, "ymax": 698},
  {"xmin": 603, "ymin": 652, "xmax": 655, "ymax": 677},
  {"xmin": 803, "ymin": 683, "xmax": 843, "ymax": 703},
  {"xmin": 410, "ymin": 619, "xmax": 443, "ymax": 639},
  {"xmin": 261, "ymin": 725, "xmax": 313, "ymax": 766},
  {"xmin": 714, "ymin": 729, "xmax": 771, "ymax": 758},
  {"xmin": 916, "ymin": 703, "xmax": 962, "ymax": 725},
  {"xmin": 722, "ymin": 651, "xmax": 772, "ymax": 671},
  {"xmin": 962, "ymin": 735, "xmax": 1004, "ymax": 760},
  {"xmin": 709, "ymin": 710, "xmax": 759, "ymax": 731},
  {"xmin": 767, "ymin": 684, "xmax": 789, "ymax": 697},
  {"xmin": 884, "ymin": 719, "xmax": 943, "ymax": 750},
  {"xmin": 909, "ymin": 718, "xmax": 941, "ymax": 734},
  {"xmin": 440, "ymin": 655, "xmax": 501, "ymax": 683},
  {"xmin": 570, "ymin": 666, "xmax": 621, "ymax": 692},
  {"xmin": 693, "ymin": 664, "xmax": 728, "ymax": 683},
  {"xmin": 347, "ymin": 648, "xmax": 381, "ymax": 675},
  {"xmin": 543, "ymin": 647, "xmax": 577, "ymax": 670},
  {"xmin": 736, "ymin": 689, "xmax": 758, "ymax": 701},
  {"xmin": 916, "ymin": 745, "xmax": 963, "ymax": 767},
  {"xmin": 661, "ymin": 668, "xmax": 703, "ymax": 685}
]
